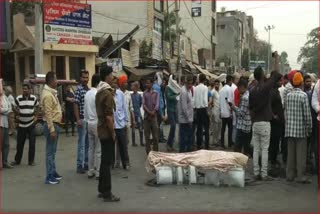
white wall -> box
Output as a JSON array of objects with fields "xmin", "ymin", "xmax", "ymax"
[{"xmin": 89, "ymin": 1, "xmax": 149, "ymax": 42}]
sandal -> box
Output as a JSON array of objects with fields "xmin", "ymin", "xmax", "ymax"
[{"xmin": 103, "ymin": 194, "xmax": 120, "ymax": 202}]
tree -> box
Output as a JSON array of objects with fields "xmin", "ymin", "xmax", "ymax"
[
  {"xmin": 250, "ymin": 31, "xmax": 273, "ymax": 70},
  {"xmin": 163, "ymin": 11, "xmax": 186, "ymax": 43},
  {"xmin": 297, "ymin": 27, "xmax": 319, "ymax": 74}
]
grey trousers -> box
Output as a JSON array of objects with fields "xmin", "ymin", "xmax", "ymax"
[
  {"xmin": 1, "ymin": 127, "xmax": 10, "ymax": 165},
  {"xmin": 252, "ymin": 122, "xmax": 271, "ymax": 177},
  {"xmin": 87, "ymin": 123, "xmax": 101, "ymax": 177},
  {"xmin": 286, "ymin": 138, "xmax": 307, "ymax": 181},
  {"xmin": 144, "ymin": 117, "xmax": 159, "ymax": 154}
]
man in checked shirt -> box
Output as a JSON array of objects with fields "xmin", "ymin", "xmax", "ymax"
[
  {"xmin": 230, "ymin": 78, "xmax": 252, "ymax": 157},
  {"xmin": 285, "ymin": 72, "xmax": 312, "ymax": 184},
  {"xmin": 74, "ymin": 70, "xmax": 90, "ymax": 174}
]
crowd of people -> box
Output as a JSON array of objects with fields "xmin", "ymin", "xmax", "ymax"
[{"xmin": 0, "ymin": 63, "xmax": 319, "ymax": 202}]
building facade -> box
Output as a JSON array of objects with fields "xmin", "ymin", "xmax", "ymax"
[{"xmin": 216, "ymin": 10, "xmax": 254, "ymax": 72}]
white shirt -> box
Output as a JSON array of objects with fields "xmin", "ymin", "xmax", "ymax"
[
  {"xmin": 219, "ymin": 84, "xmax": 233, "ymax": 118},
  {"xmin": 311, "ymin": 80, "xmax": 319, "ymax": 121},
  {"xmin": 194, "ymin": 83, "xmax": 208, "ymax": 109},
  {"xmin": 279, "ymin": 85, "xmax": 286, "ymax": 105},
  {"xmin": 231, "ymin": 83, "xmax": 237, "ymax": 125},
  {"xmin": 124, "ymin": 90, "xmax": 133, "ymax": 126},
  {"xmin": 211, "ymin": 88, "xmax": 220, "ymax": 111},
  {"xmin": 84, "ymin": 88, "xmax": 97, "ymax": 125}
]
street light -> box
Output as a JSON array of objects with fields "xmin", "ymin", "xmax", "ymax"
[{"xmin": 265, "ymin": 25, "xmax": 275, "ymax": 72}]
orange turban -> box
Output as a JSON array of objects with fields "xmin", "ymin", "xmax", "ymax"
[
  {"xmin": 293, "ymin": 72, "xmax": 303, "ymax": 86},
  {"xmin": 288, "ymin": 70, "xmax": 297, "ymax": 81},
  {"xmin": 118, "ymin": 75, "xmax": 128, "ymax": 87}
]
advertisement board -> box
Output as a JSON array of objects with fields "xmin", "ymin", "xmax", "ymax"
[
  {"xmin": 191, "ymin": 0, "xmax": 201, "ymax": 17},
  {"xmin": 43, "ymin": 2, "xmax": 92, "ymax": 45},
  {"xmin": 0, "ymin": 1, "xmax": 12, "ymax": 49}
]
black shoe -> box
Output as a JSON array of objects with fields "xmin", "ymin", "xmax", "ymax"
[
  {"xmin": 84, "ymin": 165, "xmax": 89, "ymax": 171},
  {"xmin": 3, "ymin": 163, "xmax": 13, "ymax": 169},
  {"xmin": 132, "ymin": 143, "xmax": 138, "ymax": 147},
  {"xmin": 11, "ymin": 161, "xmax": 20, "ymax": 166},
  {"xmin": 53, "ymin": 172, "xmax": 63, "ymax": 180},
  {"xmin": 88, "ymin": 174, "xmax": 95, "ymax": 179},
  {"xmin": 77, "ymin": 168, "xmax": 86, "ymax": 174},
  {"xmin": 140, "ymin": 143, "xmax": 145, "ymax": 147}
]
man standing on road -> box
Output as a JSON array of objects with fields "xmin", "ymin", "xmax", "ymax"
[
  {"xmin": 84, "ymin": 74, "xmax": 101, "ymax": 180},
  {"xmin": 120, "ymin": 76, "xmax": 135, "ymax": 147},
  {"xmin": 210, "ymin": 79, "xmax": 221, "ymax": 146},
  {"xmin": 74, "ymin": 70, "xmax": 90, "ymax": 174},
  {"xmin": 114, "ymin": 75, "xmax": 130, "ymax": 170},
  {"xmin": 268, "ymin": 74, "xmax": 284, "ymax": 170},
  {"xmin": 96, "ymin": 66, "xmax": 120, "ymax": 202},
  {"xmin": 311, "ymin": 79, "xmax": 319, "ymax": 176},
  {"xmin": 194, "ymin": 74, "xmax": 210, "ymax": 150},
  {"xmin": 285, "ymin": 72, "xmax": 312, "ymax": 183},
  {"xmin": 143, "ymin": 79, "xmax": 159, "ymax": 154},
  {"xmin": 165, "ymin": 75, "xmax": 179, "ymax": 152},
  {"xmin": 230, "ymin": 78, "xmax": 251, "ymax": 156},
  {"xmin": 12, "ymin": 84, "xmax": 39, "ymax": 166},
  {"xmin": 177, "ymin": 76, "xmax": 194, "ymax": 152},
  {"xmin": 1, "ymin": 79, "xmax": 13, "ymax": 169},
  {"xmin": 249, "ymin": 66, "xmax": 282, "ymax": 181},
  {"xmin": 131, "ymin": 81, "xmax": 144, "ymax": 147},
  {"xmin": 219, "ymin": 75, "xmax": 233, "ymax": 149},
  {"xmin": 41, "ymin": 72, "xmax": 63, "ymax": 184}
]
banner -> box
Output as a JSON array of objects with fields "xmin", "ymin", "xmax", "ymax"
[
  {"xmin": 191, "ymin": 0, "xmax": 201, "ymax": 17},
  {"xmin": 152, "ymin": 30, "xmax": 163, "ymax": 61},
  {"xmin": 43, "ymin": 2, "xmax": 92, "ymax": 45}
]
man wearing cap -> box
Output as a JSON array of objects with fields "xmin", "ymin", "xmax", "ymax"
[{"xmin": 285, "ymin": 72, "xmax": 312, "ymax": 183}]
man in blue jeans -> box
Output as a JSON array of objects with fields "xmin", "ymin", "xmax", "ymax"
[
  {"xmin": 177, "ymin": 76, "xmax": 194, "ymax": 152},
  {"xmin": 74, "ymin": 70, "xmax": 90, "ymax": 174},
  {"xmin": 41, "ymin": 71, "xmax": 63, "ymax": 184}
]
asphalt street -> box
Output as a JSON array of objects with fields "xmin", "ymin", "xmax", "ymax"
[{"xmin": 1, "ymin": 127, "xmax": 319, "ymax": 212}]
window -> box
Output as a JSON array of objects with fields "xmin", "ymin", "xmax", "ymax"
[
  {"xmin": 212, "ymin": 0, "xmax": 216, "ymax": 12},
  {"xmin": 69, "ymin": 57, "xmax": 85, "ymax": 81},
  {"xmin": 19, "ymin": 57, "xmax": 25, "ymax": 82},
  {"xmin": 212, "ymin": 18, "xmax": 216, "ymax": 36},
  {"xmin": 154, "ymin": 0, "xmax": 164, "ymax": 12},
  {"xmin": 56, "ymin": 56, "xmax": 66, "ymax": 79},
  {"xmin": 154, "ymin": 17, "xmax": 163, "ymax": 35}
]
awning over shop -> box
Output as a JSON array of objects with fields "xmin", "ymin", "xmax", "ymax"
[
  {"xmin": 186, "ymin": 61, "xmax": 196, "ymax": 70},
  {"xmin": 193, "ymin": 64, "xmax": 218, "ymax": 79},
  {"xmin": 123, "ymin": 66, "xmax": 158, "ymax": 81}
]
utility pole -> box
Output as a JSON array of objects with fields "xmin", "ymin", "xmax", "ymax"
[
  {"xmin": 265, "ymin": 25, "xmax": 275, "ymax": 73},
  {"xmin": 175, "ymin": 0, "xmax": 181, "ymax": 83},
  {"xmin": 166, "ymin": 0, "xmax": 172, "ymax": 58},
  {"xmin": 35, "ymin": 2, "xmax": 43, "ymax": 74}
]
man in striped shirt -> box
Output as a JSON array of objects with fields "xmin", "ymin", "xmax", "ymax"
[{"xmin": 12, "ymin": 84, "xmax": 39, "ymax": 166}]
